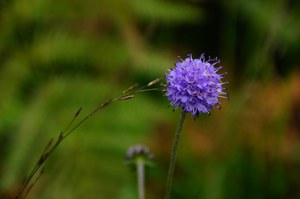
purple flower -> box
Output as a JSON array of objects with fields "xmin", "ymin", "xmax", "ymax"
[
  {"xmin": 126, "ymin": 145, "xmax": 154, "ymax": 161},
  {"xmin": 165, "ymin": 54, "xmax": 228, "ymax": 117}
]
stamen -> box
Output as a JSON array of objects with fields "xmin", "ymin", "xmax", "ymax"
[
  {"xmin": 214, "ymin": 66, "xmax": 223, "ymax": 72},
  {"xmin": 178, "ymin": 56, "xmax": 184, "ymax": 61},
  {"xmin": 221, "ymin": 81, "xmax": 229, "ymax": 85},
  {"xmin": 218, "ymin": 95, "xmax": 229, "ymax": 99}
]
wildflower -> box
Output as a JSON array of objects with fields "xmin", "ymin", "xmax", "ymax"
[
  {"xmin": 126, "ymin": 145, "xmax": 154, "ymax": 161},
  {"xmin": 165, "ymin": 54, "xmax": 228, "ymax": 117},
  {"xmin": 126, "ymin": 145, "xmax": 153, "ymax": 199}
]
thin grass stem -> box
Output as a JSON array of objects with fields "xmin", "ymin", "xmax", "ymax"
[{"xmin": 15, "ymin": 78, "xmax": 161, "ymax": 199}]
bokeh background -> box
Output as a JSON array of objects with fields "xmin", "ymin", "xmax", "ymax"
[{"xmin": 1, "ymin": 0, "xmax": 300, "ymax": 198}]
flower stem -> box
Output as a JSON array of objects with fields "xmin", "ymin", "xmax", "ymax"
[
  {"xmin": 137, "ymin": 157, "xmax": 145, "ymax": 199},
  {"xmin": 165, "ymin": 111, "xmax": 186, "ymax": 199}
]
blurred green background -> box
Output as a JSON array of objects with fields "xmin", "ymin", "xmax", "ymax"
[{"xmin": 0, "ymin": 0, "xmax": 300, "ymax": 198}]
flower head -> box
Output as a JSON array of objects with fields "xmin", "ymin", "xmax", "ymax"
[
  {"xmin": 126, "ymin": 145, "xmax": 154, "ymax": 161},
  {"xmin": 125, "ymin": 145, "xmax": 154, "ymax": 169},
  {"xmin": 165, "ymin": 54, "xmax": 228, "ymax": 117}
]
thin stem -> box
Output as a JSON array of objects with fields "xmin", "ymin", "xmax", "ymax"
[
  {"xmin": 164, "ymin": 111, "xmax": 186, "ymax": 199},
  {"xmin": 137, "ymin": 158, "xmax": 145, "ymax": 199},
  {"xmin": 15, "ymin": 78, "xmax": 162, "ymax": 199}
]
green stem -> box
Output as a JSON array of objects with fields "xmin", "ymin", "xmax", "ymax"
[
  {"xmin": 165, "ymin": 111, "xmax": 186, "ymax": 199},
  {"xmin": 137, "ymin": 158, "xmax": 145, "ymax": 199}
]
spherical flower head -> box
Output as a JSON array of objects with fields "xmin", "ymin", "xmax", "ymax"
[
  {"xmin": 165, "ymin": 54, "xmax": 228, "ymax": 117},
  {"xmin": 126, "ymin": 145, "xmax": 154, "ymax": 161},
  {"xmin": 125, "ymin": 145, "xmax": 154, "ymax": 169}
]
